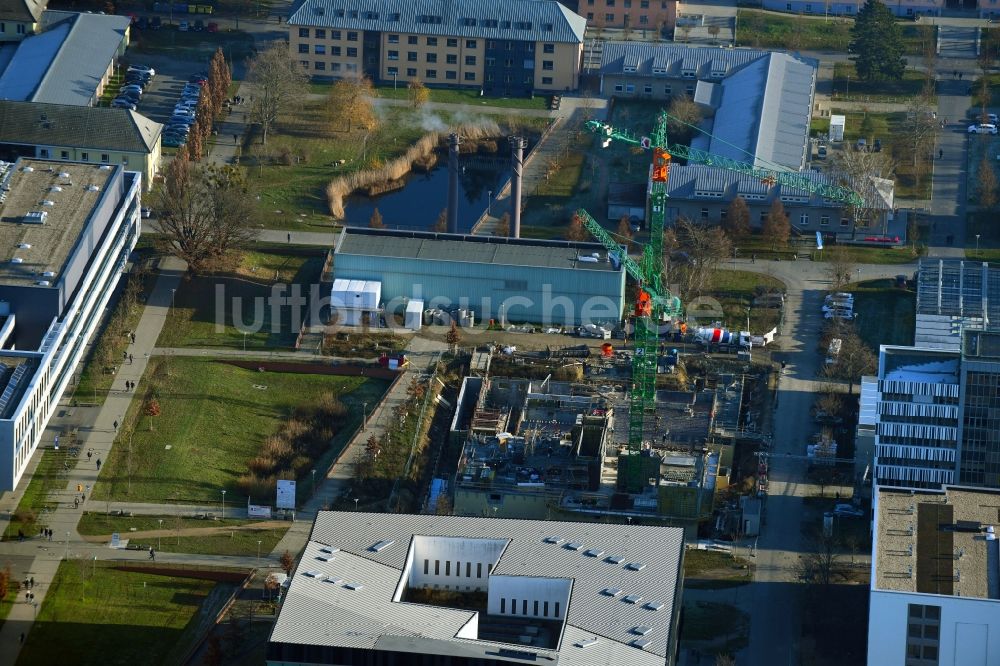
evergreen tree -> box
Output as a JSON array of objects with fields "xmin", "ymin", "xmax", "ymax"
[{"xmin": 849, "ymin": 0, "xmax": 906, "ymax": 81}]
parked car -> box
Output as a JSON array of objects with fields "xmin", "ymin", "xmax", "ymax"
[
  {"xmin": 116, "ymin": 92, "xmax": 141, "ymax": 104},
  {"xmin": 855, "ymin": 137, "xmax": 867, "ymax": 151},
  {"xmin": 140, "ymin": 207, "xmax": 152, "ymax": 218},
  {"xmin": 193, "ymin": 19, "xmax": 204, "ymax": 31},
  {"xmin": 163, "ymin": 134, "xmax": 186, "ymax": 147},
  {"xmin": 189, "ymin": 71, "xmax": 209, "ymax": 83},
  {"xmin": 110, "ymin": 99, "xmax": 136, "ymax": 110},
  {"xmin": 968, "ymin": 123, "xmax": 998, "ymax": 135},
  {"xmin": 120, "ymin": 84, "xmax": 144, "ymax": 94},
  {"xmin": 817, "ymin": 145, "xmax": 827, "ymax": 159},
  {"xmin": 178, "ymin": 21, "xmax": 189, "ymax": 31},
  {"xmin": 127, "ymin": 64, "xmax": 155, "ymax": 77},
  {"xmin": 824, "ymin": 309, "xmax": 855, "ymax": 321},
  {"xmin": 206, "ymin": 22, "xmax": 218, "ymax": 32}
]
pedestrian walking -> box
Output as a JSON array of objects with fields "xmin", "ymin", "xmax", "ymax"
[
  {"xmin": 112, "ymin": 420, "xmax": 118, "ymax": 431},
  {"xmin": 751, "ymin": 253, "xmax": 756, "ymax": 264},
  {"xmin": 234, "ymin": 134, "xmax": 239, "ymax": 145},
  {"xmin": 96, "ymin": 458, "xmax": 102, "ymax": 471},
  {"xmin": 73, "ymin": 498, "xmax": 78, "ymax": 509},
  {"xmin": 939, "ymin": 148, "xmax": 943, "ymax": 160},
  {"xmin": 287, "ymin": 232, "xmax": 291, "ymax": 243},
  {"xmin": 129, "ymin": 353, "xmax": 133, "ymax": 364},
  {"xmin": 954, "ymin": 69, "xmax": 958, "ymax": 78},
  {"xmin": 123, "ymin": 351, "xmax": 128, "ymax": 361},
  {"xmin": 29, "ymin": 577, "xmax": 34, "ymax": 589},
  {"xmin": 959, "ymin": 72, "xmax": 963, "ymax": 81},
  {"xmin": 131, "ymin": 332, "xmax": 136, "ymax": 343},
  {"xmin": 149, "ymin": 547, "xmax": 155, "ymax": 561},
  {"xmin": 87, "ymin": 450, "xmax": 92, "ymax": 461}
]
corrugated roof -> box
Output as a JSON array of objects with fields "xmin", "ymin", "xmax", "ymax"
[
  {"xmin": 599, "ymin": 41, "xmax": 768, "ymax": 78},
  {"xmin": 288, "ymin": 0, "xmax": 586, "ymax": 44},
  {"xmin": 665, "ymin": 164, "xmax": 859, "ymax": 208},
  {"xmin": 0, "ymin": 100, "xmax": 162, "ymax": 152},
  {"xmin": 270, "ymin": 512, "xmax": 683, "ymax": 664},
  {"xmin": 336, "ymin": 228, "xmax": 621, "ymax": 272},
  {"xmin": 0, "ymin": 0, "xmax": 45, "ymax": 23},
  {"xmin": 0, "ymin": 11, "xmax": 129, "ymax": 106}
]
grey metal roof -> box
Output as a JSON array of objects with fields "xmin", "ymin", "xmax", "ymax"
[
  {"xmin": 916, "ymin": 258, "xmax": 1000, "ymax": 324},
  {"xmin": 270, "ymin": 512, "xmax": 684, "ymax": 664},
  {"xmin": 0, "ymin": 101, "xmax": 162, "ymax": 152},
  {"xmin": 288, "ymin": 0, "xmax": 586, "ymax": 44},
  {"xmin": 336, "ymin": 228, "xmax": 621, "ymax": 272},
  {"xmin": 0, "ymin": 0, "xmax": 45, "ymax": 22},
  {"xmin": 599, "ymin": 41, "xmax": 769, "ymax": 78},
  {"xmin": 665, "ymin": 164, "xmax": 851, "ymax": 208},
  {"xmin": 0, "ymin": 11, "xmax": 130, "ymax": 106},
  {"xmin": 709, "ymin": 52, "xmax": 815, "ymax": 171}
]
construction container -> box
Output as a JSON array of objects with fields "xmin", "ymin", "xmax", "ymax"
[{"xmin": 405, "ymin": 299, "xmax": 424, "ymax": 331}]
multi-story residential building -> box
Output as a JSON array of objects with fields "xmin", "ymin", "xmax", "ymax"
[
  {"xmin": 867, "ymin": 485, "xmax": 1000, "ymax": 666},
  {"xmin": 763, "ymin": 0, "xmax": 941, "ymax": 18},
  {"xmin": 0, "ymin": 101, "xmax": 163, "ymax": 190},
  {"xmin": 287, "ymin": 0, "xmax": 586, "ymax": 96},
  {"xmin": 572, "ymin": 0, "xmax": 676, "ymax": 31},
  {"xmin": 0, "ymin": 158, "xmax": 141, "ymax": 492},
  {"xmin": 859, "ymin": 330, "xmax": 1000, "ymax": 491},
  {"xmin": 0, "ymin": 0, "xmax": 45, "ymax": 42}
]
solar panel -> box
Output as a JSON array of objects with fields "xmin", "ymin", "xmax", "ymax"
[{"xmin": 916, "ymin": 502, "xmax": 953, "ymax": 595}]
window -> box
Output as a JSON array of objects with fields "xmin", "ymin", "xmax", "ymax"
[
  {"xmin": 522, "ymin": 600, "xmax": 528, "ymax": 615},
  {"xmin": 664, "ymin": 85, "xmax": 671, "ymax": 95},
  {"xmin": 477, "ymin": 563, "xmax": 483, "ymax": 578},
  {"xmin": 298, "ymin": 43, "xmax": 308, "ymax": 53},
  {"xmin": 347, "ymin": 31, "xmax": 358, "ymax": 41},
  {"xmin": 639, "ymin": 15, "xmax": 648, "ymax": 24},
  {"xmin": 759, "ymin": 212, "xmax": 767, "ymax": 224},
  {"xmin": 464, "ymin": 71, "xmax": 476, "ymax": 81},
  {"xmin": 314, "ymin": 44, "xmax": 325, "ymax": 54},
  {"xmin": 465, "ymin": 55, "xmax": 476, "ymax": 65},
  {"xmin": 298, "ymin": 27, "xmax": 308, "ymax": 37},
  {"xmin": 408, "ymin": 51, "xmax": 417, "ymax": 61},
  {"xmin": 16, "ymin": 24, "xmax": 23, "ymax": 34},
  {"xmin": 408, "ymin": 35, "xmax": 418, "ymax": 44},
  {"xmin": 435, "ymin": 560, "xmax": 440, "ymax": 575},
  {"xmin": 606, "ymin": 13, "xmax": 615, "ymax": 21},
  {"xmin": 466, "ymin": 39, "xmax": 476, "ymax": 48},
  {"xmin": 720, "ymin": 210, "xmax": 727, "ymax": 221},
  {"xmin": 315, "ymin": 29, "xmax": 325, "ymax": 38},
  {"xmin": 820, "ymin": 215, "xmax": 829, "ymax": 226},
  {"xmin": 301, "ymin": 60, "xmax": 310, "ymax": 68},
  {"xmin": 39, "ymin": 148, "xmax": 49, "ymax": 158},
  {"xmin": 447, "ymin": 54, "xmax": 457, "ymax": 64},
  {"xmin": 643, "ymin": 84, "xmax": 652, "ymax": 94},
  {"xmin": 81, "ymin": 152, "xmax": 89, "ymax": 161},
  {"xmin": 121, "ymin": 156, "xmax": 128, "ymax": 165},
  {"xmin": 487, "ymin": 40, "xmax": 497, "ymax": 49},
  {"xmin": 427, "ymin": 37, "xmax": 438, "ymax": 46},
  {"xmin": 407, "ymin": 68, "xmax": 417, "ymax": 76},
  {"xmin": 805, "ymin": 4, "xmax": 813, "ymax": 12},
  {"xmin": 388, "ymin": 50, "xmax": 399, "ymax": 60},
  {"xmin": 641, "ymin": 0, "xmax": 649, "ymax": 6},
  {"xmin": 447, "ymin": 38, "xmax": 458, "ymax": 47},
  {"xmin": 466, "ymin": 562, "xmax": 471, "ymax": 577},
  {"xmin": 543, "ymin": 43, "xmax": 555, "ymax": 54},
  {"xmin": 542, "ymin": 60, "xmax": 553, "ymax": 70},
  {"xmin": 500, "ymin": 598, "xmax": 506, "ymax": 613},
  {"xmin": 426, "ymin": 69, "xmax": 437, "ymax": 78},
  {"xmin": 543, "ymin": 601, "xmax": 549, "ymax": 616},
  {"xmin": 700, "ymin": 208, "xmax": 709, "ymax": 219},
  {"xmin": 427, "ymin": 53, "xmax": 437, "ymax": 63},
  {"xmin": 587, "ymin": 12, "xmax": 594, "ymax": 19},
  {"xmin": 686, "ymin": 85, "xmax": 695, "ymax": 95},
  {"xmin": 542, "ymin": 76, "xmax": 552, "ymax": 85},
  {"xmin": 388, "ymin": 66, "xmax": 398, "ymax": 75},
  {"xmin": 424, "ymin": 559, "xmax": 429, "ymax": 575},
  {"xmin": 614, "ymin": 84, "xmax": 623, "ymax": 92},
  {"xmin": 59, "ymin": 150, "xmax": 68, "ymax": 159},
  {"xmin": 607, "ymin": 0, "xmax": 615, "ymax": 5},
  {"xmin": 331, "ymin": 46, "xmax": 341, "ymax": 56},
  {"xmin": 347, "ymin": 47, "xmax": 357, "ymax": 57},
  {"xmin": 800, "ymin": 214, "xmax": 809, "ymax": 226},
  {"xmin": 554, "ymin": 602, "xmax": 560, "ymax": 617},
  {"xmin": 314, "ymin": 61, "xmax": 325, "ymax": 70},
  {"xmin": 388, "ymin": 34, "xmax": 399, "ymax": 43},
  {"xmin": 625, "ymin": 83, "xmax": 635, "ymax": 93},
  {"xmin": 840, "ymin": 217, "xmax": 849, "ymax": 227},
  {"xmin": 332, "ymin": 30, "xmax": 341, "ymax": 39},
  {"xmin": 624, "ymin": 0, "xmax": 631, "ymax": 6},
  {"xmin": 485, "ymin": 57, "xmax": 495, "ymax": 66},
  {"xmin": 510, "ymin": 598, "xmax": 517, "ymax": 614},
  {"xmin": 446, "ymin": 70, "xmax": 457, "ymax": 79},
  {"xmin": 445, "ymin": 561, "xmax": 451, "ymax": 575}
]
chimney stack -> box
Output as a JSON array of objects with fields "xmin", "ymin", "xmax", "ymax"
[
  {"xmin": 447, "ymin": 133, "xmax": 461, "ymax": 234},
  {"xmin": 509, "ymin": 136, "xmax": 526, "ymax": 238}
]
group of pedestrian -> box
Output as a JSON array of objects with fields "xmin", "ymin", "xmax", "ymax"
[
  {"xmin": 24, "ymin": 590, "xmax": 35, "ymax": 603},
  {"xmin": 952, "ymin": 70, "xmax": 964, "ymax": 81},
  {"xmin": 39, "ymin": 527, "xmax": 53, "ymax": 540},
  {"xmin": 232, "ymin": 95, "xmax": 247, "ymax": 105},
  {"xmin": 24, "ymin": 577, "xmax": 34, "ymax": 590},
  {"xmin": 122, "ymin": 351, "xmax": 134, "ymax": 364},
  {"xmin": 123, "ymin": 380, "xmax": 135, "ymax": 392}
]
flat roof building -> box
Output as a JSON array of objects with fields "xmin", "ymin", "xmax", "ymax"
[
  {"xmin": 332, "ymin": 228, "xmax": 626, "ymax": 327},
  {"xmin": 868, "ymin": 485, "xmax": 1000, "ymax": 666},
  {"xmin": 0, "ymin": 157, "xmax": 141, "ymax": 491},
  {"xmin": 915, "ymin": 258, "xmax": 1000, "ymax": 351},
  {"xmin": 267, "ymin": 511, "xmax": 685, "ymax": 665}
]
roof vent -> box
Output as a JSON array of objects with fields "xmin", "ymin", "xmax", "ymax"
[
  {"xmin": 42, "ymin": 271, "xmax": 55, "ymax": 278},
  {"xmin": 370, "ymin": 540, "xmax": 395, "ymax": 552},
  {"xmin": 564, "ymin": 542, "xmax": 584, "ymax": 551},
  {"xmin": 41, "ymin": 200, "xmax": 55, "ymax": 207},
  {"xmin": 17, "ymin": 243, "xmax": 31, "ymax": 249},
  {"xmin": 602, "ymin": 587, "xmax": 623, "ymax": 597},
  {"xmin": 10, "ymin": 257, "xmax": 23, "ymax": 264},
  {"xmin": 58, "ymin": 172, "xmax": 70, "ymax": 178},
  {"xmin": 605, "ymin": 555, "xmax": 625, "ymax": 564},
  {"xmin": 585, "ymin": 548, "xmax": 605, "ymax": 558},
  {"xmin": 543, "ymin": 536, "xmax": 564, "ymax": 544},
  {"xmin": 99, "ymin": 165, "xmax": 112, "ymax": 170},
  {"xmin": 315, "ymin": 555, "xmax": 335, "ymax": 562},
  {"xmin": 314, "ymin": 5, "xmax": 325, "ymax": 14},
  {"xmin": 21, "ymin": 166, "xmax": 33, "ymax": 173},
  {"xmin": 626, "ymin": 562, "xmax": 646, "ymax": 571},
  {"xmin": 632, "ymin": 626, "xmax": 652, "ymax": 636},
  {"xmin": 23, "ymin": 211, "xmax": 47, "ymax": 224},
  {"xmin": 631, "ymin": 638, "xmax": 652, "ymax": 650},
  {"xmin": 36, "ymin": 281, "xmax": 50, "ymax": 286},
  {"xmin": 644, "ymin": 600, "xmax": 665, "ymax": 611},
  {"xmin": 86, "ymin": 185, "xmax": 99, "ymax": 192},
  {"xmin": 344, "ymin": 582, "xmax": 364, "ymax": 591},
  {"xmin": 319, "ymin": 547, "xmax": 340, "ymax": 554},
  {"xmin": 623, "ymin": 594, "xmax": 643, "ymax": 604},
  {"xmin": 575, "ymin": 638, "xmax": 599, "ymax": 648},
  {"xmin": 303, "ymin": 570, "xmax": 325, "ymax": 579},
  {"xmin": 323, "ymin": 577, "xmax": 345, "ymax": 585},
  {"xmin": 49, "ymin": 186, "xmax": 62, "ymax": 192}
]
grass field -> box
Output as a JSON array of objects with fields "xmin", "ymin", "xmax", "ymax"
[
  {"xmin": 3, "ymin": 448, "xmax": 76, "ymax": 541},
  {"xmin": 966, "ymin": 211, "xmax": 1000, "ymax": 261},
  {"xmin": 736, "ymin": 9, "xmax": 931, "ymax": 55},
  {"xmin": 77, "ymin": 514, "xmax": 289, "ymax": 557},
  {"xmin": 18, "ymin": 562, "xmax": 226, "ymax": 666},
  {"xmin": 156, "ymin": 246, "xmax": 325, "ymax": 349},
  {"xmin": 91, "ymin": 357, "xmax": 388, "ymax": 504},
  {"xmin": 849, "ymin": 279, "xmax": 916, "ymax": 349},
  {"xmin": 680, "ymin": 600, "xmax": 750, "ymax": 656},
  {"xmin": 130, "ymin": 28, "xmax": 255, "ymax": 61},
  {"xmin": 830, "ymin": 63, "xmax": 931, "ymax": 100},
  {"xmin": 706, "ymin": 269, "xmax": 786, "ymax": 332},
  {"xmin": 310, "ymin": 81, "xmax": 551, "ymax": 110},
  {"xmin": 683, "ymin": 549, "xmax": 753, "ymax": 589}
]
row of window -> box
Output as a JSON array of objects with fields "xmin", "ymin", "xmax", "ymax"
[
  {"xmin": 0, "ymin": 22, "xmax": 29, "ymax": 34},
  {"xmin": 704, "ymin": 208, "xmax": 846, "ymax": 226},
  {"xmin": 384, "ymin": 67, "xmax": 475, "ymax": 81},
  {"xmin": 299, "ymin": 28, "xmax": 359, "ymax": 40},
  {"xmin": 615, "ymin": 83, "xmax": 692, "ymax": 96},
  {"xmin": 37, "ymin": 148, "xmax": 127, "ymax": 164},
  {"xmin": 387, "ymin": 51, "xmax": 478, "ymax": 65},
  {"xmin": 587, "ymin": 0, "xmax": 667, "ymax": 7},
  {"xmin": 301, "ymin": 44, "xmax": 360, "ymax": 57},
  {"xmin": 498, "ymin": 597, "xmax": 560, "ymax": 618},
  {"xmin": 424, "ymin": 559, "xmax": 487, "ymax": 578},
  {"xmin": 306, "ymin": 61, "xmax": 359, "ymax": 73},
  {"xmin": 387, "ymin": 35, "xmax": 479, "ymax": 49},
  {"xmin": 586, "ymin": 12, "xmax": 652, "ymax": 23},
  {"xmin": 787, "ymin": 3, "xmax": 856, "ymax": 13}
]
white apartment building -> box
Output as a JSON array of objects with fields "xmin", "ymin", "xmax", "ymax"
[
  {"xmin": 0, "ymin": 158, "xmax": 140, "ymax": 492},
  {"xmin": 868, "ymin": 485, "xmax": 1000, "ymax": 666}
]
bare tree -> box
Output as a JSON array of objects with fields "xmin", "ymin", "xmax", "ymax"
[
  {"xmin": 829, "ymin": 146, "xmax": 897, "ymax": 230},
  {"xmin": 279, "ymin": 550, "xmax": 296, "ymax": 576},
  {"xmin": 408, "ymin": 78, "xmax": 429, "ymax": 108},
  {"xmin": 245, "ymin": 44, "xmax": 309, "ymax": 145},
  {"xmin": 708, "ymin": 24, "xmax": 721, "ymax": 44},
  {"xmin": 978, "ymin": 156, "xmax": 999, "ymax": 209},
  {"xmin": 433, "ymin": 209, "xmax": 448, "ymax": 232},
  {"xmin": 369, "ymin": 207, "xmax": 385, "ymax": 229},
  {"xmin": 445, "ymin": 321, "xmax": 462, "ymax": 352},
  {"xmin": 723, "ymin": 196, "xmax": 751, "ymax": 239},
  {"xmin": 565, "ymin": 212, "xmax": 590, "ymax": 241},
  {"xmin": 672, "ymin": 217, "xmax": 732, "ymax": 298},
  {"xmin": 617, "ymin": 215, "xmax": 634, "ymax": 252},
  {"xmin": 826, "ymin": 245, "xmax": 857, "ymax": 288},
  {"xmin": 154, "ymin": 155, "xmax": 257, "ymax": 273},
  {"xmin": 830, "ymin": 328, "xmax": 877, "ymax": 394},
  {"xmin": 797, "ymin": 530, "xmax": 841, "ymax": 587},
  {"xmin": 327, "ymin": 76, "xmax": 378, "ymax": 133},
  {"xmin": 666, "ymin": 95, "xmax": 703, "ymax": 135},
  {"xmin": 761, "ymin": 199, "xmax": 790, "ymax": 249},
  {"xmin": 901, "ymin": 98, "xmax": 937, "ymax": 170},
  {"xmin": 495, "ymin": 212, "xmax": 511, "ymax": 237}
]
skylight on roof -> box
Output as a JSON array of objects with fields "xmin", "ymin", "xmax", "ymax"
[
  {"xmin": 632, "ymin": 626, "xmax": 652, "ymax": 636},
  {"xmin": 605, "ymin": 555, "xmax": 625, "ymax": 564},
  {"xmin": 603, "ymin": 587, "xmax": 623, "ymax": 596},
  {"xmin": 575, "ymin": 638, "xmax": 599, "ymax": 648},
  {"xmin": 644, "ymin": 600, "xmax": 665, "ymax": 611},
  {"xmin": 585, "ymin": 549, "xmax": 605, "ymax": 558},
  {"xmin": 344, "ymin": 582, "xmax": 364, "ymax": 591},
  {"xmin": 623, "ymin": 594, "xmax": 643, "ymax": 604},
  {"xmin": 626, "ymin": 562, "xmax": 646, "ymax": 571},
  {"xmin": 544, "ymin": 536, "xmax": 564, "ymax": 544},
  {"xmin": 632, "ymin": 638, "xmax": 652, "ymax": 649},
  {"xmin": 564, "ymin": 542, "xmax": 584, "ymax": 551},
  {"xmin": 303, "ymin": 570, "xmax": 325, "ymax": 578},
  {"xmin": 370, "ymin": 540, "xmax": 395, "ymax": 552}
]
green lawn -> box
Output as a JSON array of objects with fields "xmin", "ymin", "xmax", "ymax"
[
  {"xmin": 91, "ymin": 357, "xmax": 389, "ymax": 504},
  {"xmin": 811, "ymin": 244, "xmax": 919, "ymax": 264},
  {"xmin": 830, "ymin": 63, "xmax": 932, "ymax": 100},
  {"xmin": 683, "ymin": 549, "xmax": 753, "ymax": 589},
  {"xmin": 736, "ymin": 10, "xmax": 930, "ymax": 55},
  {"xmin": 310, "ymin": 81, "xmax": 551, "ymax": 110},
  {"xmin": 849, "ymin": 279, "xmax": 916, "ymax": 349},
  {"xmin": 156, "ymin": 246, "xmax": 325, "ymax": 349},
  {"xmin": 130, "ymin": 28, "xmax": 255, "ymax": 61},
  {"xmin": 18, "ymin": 562, "xmax": 225, "ymax": 666},
  {"xmin": 680, "ymin": 600, "xmax": 750, "ymax": 655},
  {"xmin": 966, "ymin": 211, "xmax": 1000, "ymax": 261},
  {"xmin": 707, "ymin": 269, "xmax": 786, "ymax": 332},
  {"xmin": 533, "ymin": 136, "xmax": 590, "ymax": 198},
  {"xmin": 3, "ymin": 448, "xmax": 74, "ymax": 541}
]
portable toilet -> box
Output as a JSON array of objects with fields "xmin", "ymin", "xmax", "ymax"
[
  {"xmin": 405, "ymin": 299, "xmax": 424, "ymax": 331},
  {"xmin": 829, "ymin": 115, "xmax": 845, "ymax": 142}
]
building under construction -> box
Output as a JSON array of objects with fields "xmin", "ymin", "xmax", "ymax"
[{"xmin": 446, "ymin": 374, "xmax": 743, "ymax": 537}]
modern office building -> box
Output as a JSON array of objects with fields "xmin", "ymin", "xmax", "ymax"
[
  {"xmin": 332, "ymin": 228, "xmax": 626, "ymax": 327},
  {"xmin": 287, "ymin": 0, "xmax": 586, "ymax": 96},
  {"xmin": 267, "ymin": 511, "xmax": 685, "ymax": 665},
  {"xmin": 0, "ymin": 158, "xmax": 141, "ymax": 492},
  {"xmin": 914, "ymin": 258, "xmax": 1000, "ymax": 352},
  {"xmin": 0, "ymin": 101, "xmax": 163, "ymax": 189},
  {"xmin": 0, "ymin": 0, "xmax": 45, "ymax": 42},
  {"xmin": 867, "ymin": 485, "xmax": 1000, "ymax": 666},
  {"xmin": 859, "ymin": 330, "xmax": 1000, "ymax": 491}
]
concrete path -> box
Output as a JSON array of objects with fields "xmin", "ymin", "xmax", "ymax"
[
  {"xmin": 929, "ymin": 76, "xmax": 973, "ymax": 257},
  {"xmin": 937, "ymin": 25, "xmax": 980, "ymax": 60}
]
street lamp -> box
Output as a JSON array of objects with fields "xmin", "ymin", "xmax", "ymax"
[
  {"xmin": 846, "ymin": 73, "xmax": 850, "ymax": 98},
  {"xmin": 353, "ymin": 498, "xmax": 359, "ymax": 511},
  {"xmin": 487, "ymin": 190, "xmax": 492, "ymax": 216},
  {"xmin": 976, "ymin": 234, "xmax": 981, "ymax": 252},
  {"xmin": 393, "ymin": 71, "xmax": 397, "ymax": 91},
  {"xmin": 311, "ymin": 469, "xmax": 317, "ymax": 496},
  {"xmin": 257, "ymin": 539, "xmax": 262, "ymax": 562},
  {"xmin": 221, "ymin": 489, "xmax": 226, "ymax": 520},
  {"xmin": 746, "ymin": 307, "xmax": 751, "ymax": 333},
  {"xmin": 243, "ymin": 331, "xmax": 248, "ymax": 352},
  {"xmin": 171, "ymin": 288, "xmax": 176, "ymax": 311},
  {"xmin": 362, "ymin": 402, "xmax": 368, "ymax": 429},
  {"xmin": 158, "ymin": 519, "xmax": 163, "ymax": 551}
]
